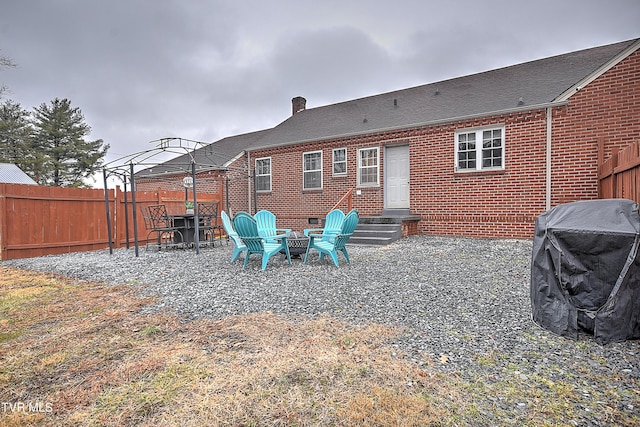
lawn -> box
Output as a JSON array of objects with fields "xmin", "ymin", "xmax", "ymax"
[
  {"xmin": 1, "ymin": 266, "xmax": 465, "ymax": 426},
  {"xmin": 1, "ymin": 264, "xmax": 638, "ymax": 426}
]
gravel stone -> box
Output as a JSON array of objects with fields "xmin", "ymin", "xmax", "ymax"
[{"xmin": 4, "ymin": 235, "xmax": 639, "ymax": 423}]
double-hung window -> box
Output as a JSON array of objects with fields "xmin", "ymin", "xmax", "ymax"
[
  {"xmin": 455, "ymin": 127, "xmax": 504, "ymax": 172},
  {"xmin": 332, "ymin": 148, "xmax": 347, "ymax": 176},
  {"xmin": 358, "ymin": 147, "xmax": 379, "ymax": 186},
  {"xmin": 303, "ymin": 150, "xmax": 322, "ymax": 190},
  {"xmin": 255, "ymin": 157, "xmax": 271, "ymax": 192}
]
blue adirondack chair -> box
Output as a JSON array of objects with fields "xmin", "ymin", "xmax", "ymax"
[
  {"xmin": 221, "ymin": 210, "xmax": 247, "ymax": 263},
  {"xmin": 303, "ymin": 209, "xmax": 359, "ymax": 267},
  {"xmin": 233, "ymin": 212, "xmax": 291, "ymax": 270},
  {"xmin": 303, "ymin": 209, "xmax": 345, "ymax": 238},
  {"xmin": 254, "ymin": 210, "xmax": 291, "ymax": 243}
]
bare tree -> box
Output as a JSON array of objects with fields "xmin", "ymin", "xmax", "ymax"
[{"xmin": 0, "ymin": 53, "xmax": 17, "ymax": 99}]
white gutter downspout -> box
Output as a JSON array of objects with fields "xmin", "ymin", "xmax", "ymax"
[
  {"xmin": 247, "ymin": 150, "xmax": 252, "ymax": 214},
  {"xmin": 546, "ymin": 107, "xmax": 552, "ymax": 211}
]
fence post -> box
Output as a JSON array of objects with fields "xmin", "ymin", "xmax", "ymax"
[
  {"xmin": 130, "ymin": 163, "xmax": 140, "ymax": 257},
  {"xmin": 103, "ymin": 169, "xmax": 113, "ymax": 255},
  {"xmin": 612, "ymin": 147, "xmax": 620, "ymax": 199},
  {"xmin": 597, "ymin": 137, "xmax": 605, "ymax": 199},
  {"xmin": 0, "ymin": 183, "xmax": 6, "ymax": 260},
  {"xmin": 120, "ymin": 184, "xmax": 129, "ymax": 249}
]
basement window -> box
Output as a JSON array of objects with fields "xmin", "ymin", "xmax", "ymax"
[{"xmin": 455, "ymin": 127, "xmax": 505, "ymax": 172}]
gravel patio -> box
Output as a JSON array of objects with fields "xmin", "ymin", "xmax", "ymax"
[{"xmin": 4, "ymin": 235, "xmax": 639, "ymax": 425}]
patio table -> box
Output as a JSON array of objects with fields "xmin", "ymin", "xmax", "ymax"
[{"xmin": 170, "ymin": 214, "xmax": 205, "ymax": 247}]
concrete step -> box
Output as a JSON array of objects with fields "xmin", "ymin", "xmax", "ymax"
[{"xmin": 350, "ymin": 220, "xmax": 403, "ymax": 245}]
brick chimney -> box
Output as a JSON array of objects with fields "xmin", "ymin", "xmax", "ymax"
[{"xmin": 292, "ymin": 96, "xmax": 306, "ymax": 115}]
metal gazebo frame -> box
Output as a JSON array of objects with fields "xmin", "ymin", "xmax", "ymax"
[{"xmin": 102, "ymin": 137, "xmax": 214, "ymax": 257}]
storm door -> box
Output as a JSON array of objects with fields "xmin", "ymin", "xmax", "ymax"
[{"xmin": 384, "ymin": 145, "xmax": 410, "ymax": 209}]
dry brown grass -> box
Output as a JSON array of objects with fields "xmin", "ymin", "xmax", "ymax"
[
  {"xmin": 4, "ymin": 265, "xmax": 637, "ymax": 426},
  {"xmin": 0, "ymin": 266, "xmax": 461, "ymax": 426}
]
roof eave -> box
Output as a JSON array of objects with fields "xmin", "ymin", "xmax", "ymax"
[
  {"xmin": 135, "ymin": 165, "xmax": 227, "ymax": 179},
  {"xmin": 223, "ymin": 150, "xmax": 246, "ymax": 168},
  {"xmin": 555, "ymin": 38, "xmax": 640, "ymax": 102},
  {"xmin": 246, "ymin": 101, "xmax": 569, "ymax": 152}
]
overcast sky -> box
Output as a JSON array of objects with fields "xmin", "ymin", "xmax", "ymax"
[{"xmin": 1, "ymin": 0, "xmax": 639, "ymax": 185}]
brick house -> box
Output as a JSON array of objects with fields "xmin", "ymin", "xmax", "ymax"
[{"xmin": 138, "ymin": 38, "xmax": 640, "ymax": 239}]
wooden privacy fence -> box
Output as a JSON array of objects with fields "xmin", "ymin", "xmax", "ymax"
[
  {"xmin": 0, "ymin": 183, "xmax": 221, "ymax": 260},
  {"xmin": 598, "ymin": 141, "xmax": 640, "ymax": 204}
]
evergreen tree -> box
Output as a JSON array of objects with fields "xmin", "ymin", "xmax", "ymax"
[
  {"xmin": 0, "ymin": 100, "xmax": 34, "ymax": 174},
  {"xmin": 31, "ymin": 98, "xmax": 109, "ymax": 187}
]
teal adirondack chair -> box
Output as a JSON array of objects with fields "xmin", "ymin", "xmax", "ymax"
[
  {"xmin": 303, "ymin": 209, "xmax": 359, "ymax": 267},
  {"xmin": 221, "ymin": 210, "xmax": 247, "ymax": 263},
  {"xmin": 303, "ymin": 209, "xmax": 345, "ymax": 239},
  {"xmin": 233, "ymin": 212, "xmax": 291, "ymax": 270},
  {"xmin": 254, "ymin": 210, "xmax": 291, "ymax": 243}
]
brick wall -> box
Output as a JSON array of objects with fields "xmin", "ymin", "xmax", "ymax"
[
  {"xmin": 249, "ymin": 110, "xmax": 548, "ymax": 238},
  {"xmin": 250, "ymin": 134, "xmax": 386, "ymax": 232},
  {"xmin": 551, "ymin": 49, "xmax": 640, "ymax": 206},
  {"xmin": 245, "ymin": 49, "xmax": 639, "ymax": 239},
  {"xmin": 410, "ymin": 110, "xmax": 548, "ymax": 239},
  {"xmin": 225, "ymin": 158, "xmax": 251, "ymax": 215},
  {"xmin": 141, "ymin": 48, "xmax": 639, "ymax": 240},
  {"xmin": 135, "ymin": 170, "xmax": 226, "ymax": 207}
]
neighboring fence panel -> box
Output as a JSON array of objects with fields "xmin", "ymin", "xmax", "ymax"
[
  {"xmin": 599, "ymin": 142, "xmax": 640, "ymax": 204},
  {"xmin": 0, "ymin": 184, "xmax": 112, "ymax": 260},
  {"xmin": 0, "ymin": 184, "xmax": 222, "ymax": 260}
]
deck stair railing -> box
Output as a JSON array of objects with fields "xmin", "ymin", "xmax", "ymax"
[{"xmin": 328, "ymin": 188, "xmax": 354, "ymax": 215}]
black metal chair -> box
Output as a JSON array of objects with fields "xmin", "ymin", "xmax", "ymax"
[
  {"xmin": 142, "ymin": 204, "xmax": 184, "ymax": 250},
  {"xmin": 197, "ymin": 202, "xmax": 223, "ymax": 246}
]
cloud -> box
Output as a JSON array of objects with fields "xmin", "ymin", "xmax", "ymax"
[
  {"xmin": 269, "ymin": 27, "xmax": 394, "ymax": 103},
  {"xmin": 1, "ymin": 0, "xmax": 639, "ymax": 173}
]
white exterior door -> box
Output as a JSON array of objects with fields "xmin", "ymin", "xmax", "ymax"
[{"xmin": 385, "ymin": 145, "xmax": 410, "ymax": 209}]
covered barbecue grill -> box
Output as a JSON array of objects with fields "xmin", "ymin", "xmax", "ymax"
[{"xmin": 531, "ymin": 199, "xmax": 640, "ymax": 344}]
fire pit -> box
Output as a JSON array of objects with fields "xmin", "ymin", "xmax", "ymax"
[{"xmin": 283, "ymin": 231, "xmax": 309, "ymax": 258}]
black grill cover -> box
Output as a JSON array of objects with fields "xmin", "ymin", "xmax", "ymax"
[{"xmin": 531, "ymin": 199, "xmax": 640, "ymax": 344}]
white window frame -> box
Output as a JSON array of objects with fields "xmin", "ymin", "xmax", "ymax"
[
  {"xmin": 255, "ymin": 157, "xmax": 272, "ymax": 192},
  {"xmin": 303, "ymin": 150, "xmax": 323, "ymax": 190},
  {"xmin": 332, "ymin": 147, "xmax": 347, "ymax": 176},
  {"xmin": 357, "ymin": 147, "xmax": 379, "ymax": 187},
  {"xmin": 454, "ymin": 126, "xmax": 505, "ymax": 172}
]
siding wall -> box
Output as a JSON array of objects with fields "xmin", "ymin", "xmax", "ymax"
[
  {"xmin": 411, "ymin": 110, "xmax": 548, "ymax": 238},
  {"xmin": 225, "ymin": 158, "xmax": 251, "ymax": 216}
]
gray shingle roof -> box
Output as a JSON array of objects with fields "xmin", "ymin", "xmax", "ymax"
[
  {"xmin": 135, "ymin": 129, "xmax": 271, "ymax": 177},
  {"xmin": 250, "ymin": 38, "xmax": 638, "ymax": 149},
  {"xmin": 141, "ymin": 38, "xmax": 638, "ymax": 176},
  {"xmin": 0, "ymin": 163, "xmax": 37, "ymax": 185}
]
